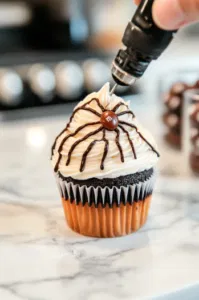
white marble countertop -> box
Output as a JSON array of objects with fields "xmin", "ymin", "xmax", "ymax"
[{"xmin": 0, "ymin": 101, "xmax": 199, "ymax": 300}]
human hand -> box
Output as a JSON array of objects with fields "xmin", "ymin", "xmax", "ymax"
[{"xmin": 134, "ymin": 0, "xmax": 199, "ymax": 30}]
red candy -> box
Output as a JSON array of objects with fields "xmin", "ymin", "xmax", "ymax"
[{"xmin": 101, "ymin": 111, "xmax": 118, "ymax": 130}]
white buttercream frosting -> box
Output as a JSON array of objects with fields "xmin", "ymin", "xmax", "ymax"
[{"xmin": 52, "ymin": 83, "xmax": 159, "ymax": 180}]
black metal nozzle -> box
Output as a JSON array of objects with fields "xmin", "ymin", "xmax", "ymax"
[{"xmin": 112, "ymin": 0, "xmax": 177, "ymax": 86}]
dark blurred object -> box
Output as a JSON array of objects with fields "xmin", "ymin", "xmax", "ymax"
[
  {"xmin": 27, "ymin": 0, "xmax": 89, "ymax": 50},
  {"xmin": 190, "ymin": 103, "xmax": 199, "ymax": 128},
  {"xmin": 163, "ymin": 112, "xmax": 181, "ymax": 131},
  {"xmin": 163, "ymin": 80, "xmax": 199, "ymax": 151},
  {"xmin": 163, "ymin": 82, "xmax": 189, "ymax": 149},
  {"xmin": 0, "ymin": 1, "xmax": 32, "ymax": 52},
  {"xmin": 28, "ymin": 0, "xmax": 72, "ymax": 49},
  {"xmin": 190, "ymin": 152, "xmax": 199, "ymax": 174},
  {"xmin": 191, "ymin": 128, "xmax": 199, "ymax": 148},
  {"xmin": 189, "ymin": 100, "xmax": 199, "ymax": 174},
  {"xmin": 165, "ymin": 132, "xmax": 181, "ymax": 149},
  {"xmin": 0, "ymin": 0, "xmax": 88, "ymax": 52},
  {"xmin": 27, "ymin": 0, "xmax": 72, "ymax": 49}
]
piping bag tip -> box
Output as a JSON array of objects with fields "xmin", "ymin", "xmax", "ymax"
[{"xmin": 110, "ymin": 84, "xmax": 118, "ymax": 96}]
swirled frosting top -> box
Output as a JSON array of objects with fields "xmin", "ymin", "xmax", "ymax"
[{"xmin": 51, "ymin": 83, "xmax": 159, "ymax": 180}]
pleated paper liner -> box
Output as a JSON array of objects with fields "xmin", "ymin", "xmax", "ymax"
[
  {"xmin": 62, "ymin": 196, "xmax": 152, "ymax": 238},
  {"xmin": 56, "ymin": 170, "xmax": 156, "ymax": 207},
  {"xmin": 56, "ymin": 170, "xmax": 156, "ymax": 237}
]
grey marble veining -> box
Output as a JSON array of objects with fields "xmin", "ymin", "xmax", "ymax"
[{"xmin": 0, "ymin": 104, "xmax": 199, "ymax": 300}]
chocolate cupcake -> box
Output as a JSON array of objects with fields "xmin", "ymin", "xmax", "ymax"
[{"xmin": 51, "ymin": 83, "xmax": 160, "ymax": 238}]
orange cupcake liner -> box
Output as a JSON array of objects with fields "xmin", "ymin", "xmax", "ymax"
[{"xmin": 62, "ymin": 195, "xmax": 152, "ymax": 238}]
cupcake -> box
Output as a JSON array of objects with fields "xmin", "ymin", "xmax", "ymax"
[{"xmin": 51, "ymin": 83, "xmax": 160, "ymax": 238}]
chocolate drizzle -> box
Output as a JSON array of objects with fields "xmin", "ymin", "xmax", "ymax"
[
  {"xmin": 115, "ymin": 128, "xmax": 124, "ymax": 162},
  {"xmin": 85, "ymin": 98, "xmax": 105, "ymax": 112},
  {"xmin": 119, "ymin": 124, "xmax": 137, "ymax": 159},
  {"xmin": 119, "ymin": 121, "xmax": 160, "ymax": 157},
  {"xmin": 51, "ymin": 127, "xmax": 66, "ymax": 156},
  {"xmin": 66, "ymin": 126, "xmax": 103, "ymax": 166},
  {"xmin": 51, "ymin": 97, "xmax": 102, "ymax": 157},
  {"xmin": 54, "ymin": 122, "xmax": 101, "ymax": 172},
  {"xmin": 80, "ymin": 140, "xmax": 99, "ymax": 173},
  {"xmin": 80, "ymin": 129, "xmax": 109, "ymax": 172},
  {"xmin": 112, "ymin": 102, "xmax": 128, "ymax": 113},
  {"xmin": 77, "ymin": 107, "xmax": 101, "ymax": 117},
  {"xmin": 53, "ymin": 97, "xmax": 159, "ymax": 174},
  {"xmin": 66, "ymin": 100, "xmax": 102, "ymax": 127},
  {"xmin": 101, "ymin": 129, "xmax": 109, "ymax": 170},
  {"xmin": 117, "ymin": 110, "xmax": 135, "ymax": 118}
]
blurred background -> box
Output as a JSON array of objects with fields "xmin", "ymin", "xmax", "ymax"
[
  {"xmin": 0, "ymin": 0, "xmax": 198, "ymax": 112},
  {"xmin": 1, "ymin": 3, "xmax": 199, "ymax": 297},
  {"xmin": 0, "ymin": 0, "xmax": 199, "ymax": 177},
  {"xmin": 0, "ymin": 0, "xmax": 137, "ymax": 112}
]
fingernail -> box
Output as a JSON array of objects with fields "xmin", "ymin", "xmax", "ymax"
[{"xmin": 153, "ymin": 0, "xmax": 186, "ymax": 30}]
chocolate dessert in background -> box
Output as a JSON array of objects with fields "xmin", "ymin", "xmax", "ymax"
[
  {"xmin": 163, "ymin": 80, "xmax": 199, "ymax": 149},
  {"xmin": 163, "ymin": 82, "xmax": 189, "ymax": 149},
  {"xmin": 189, "ymin": 103, "xmax": 199, "ymax": 174}
]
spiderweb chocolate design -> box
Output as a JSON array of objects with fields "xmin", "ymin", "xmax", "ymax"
[{"xmin": 52, "ymin": 98, "xmax": 160, "ymax": 172}]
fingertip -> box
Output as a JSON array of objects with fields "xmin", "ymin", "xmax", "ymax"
[{"xmin": 152, "ymin": 0, "xmax": 185, "ymax": 30}]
